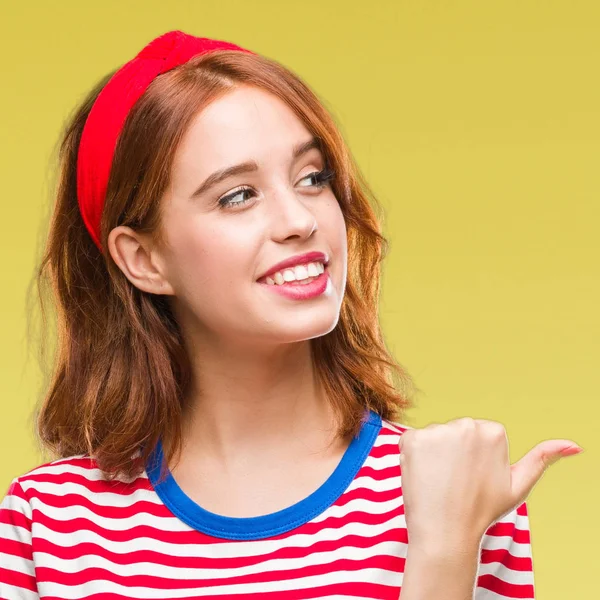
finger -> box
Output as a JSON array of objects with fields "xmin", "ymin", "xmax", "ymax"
[
  {"xmin": 397, "ymin": 426, "xmax": 419, "ymax": 452},
  {"xmin": 510, "ymin": 439, "xmax": 582, "ymax": 504},
  {"xmin": 398, "ymin": 435, "xmax": 406, "ymax": 452}
]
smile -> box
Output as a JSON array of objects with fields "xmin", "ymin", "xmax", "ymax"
[{"xmin": 258, "ymin": 264, "xmax": 330, "ymax": 300}]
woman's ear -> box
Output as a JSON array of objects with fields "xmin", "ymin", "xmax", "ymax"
[{"xmin": 107, "ymin": 225, "xmax": 175, "ymax": 296}]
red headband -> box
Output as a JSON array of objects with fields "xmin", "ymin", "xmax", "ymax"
[{"xmin": 76, "ymin": 30, "xmax": 255, "ymax": 252}]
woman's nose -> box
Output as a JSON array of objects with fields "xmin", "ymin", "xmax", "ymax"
[{"xmin": 267, "ymin": 188, "xmax": 319, "ymax": 242}]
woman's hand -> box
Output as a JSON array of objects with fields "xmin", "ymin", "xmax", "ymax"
[{"xmin": 398, "ymin": 417, "xmax": 582, "ymax": 551}]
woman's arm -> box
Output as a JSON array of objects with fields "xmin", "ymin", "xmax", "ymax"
[
  {"xmin": 400, "ymin": 502, "xmax": 535, "ymax": 600},
  {"xmin": 400, "ymin": 537, "xmax": 482, "ymax": 600},
  {"xmin": 397, "ymin": 417, "xmax": 578, "ymax": 600}
]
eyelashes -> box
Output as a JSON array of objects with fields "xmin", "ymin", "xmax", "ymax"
[
  {"xmin": 217, "ymin": 167, "xmax": 336, "ymax": 209},
  {"xmin": 312, "ymin": 167, "xmax": 336, "ymax": 188}
]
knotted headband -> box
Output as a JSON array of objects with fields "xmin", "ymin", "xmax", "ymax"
[{"xmin": 76, "ymin": 30, "xmax": 255, "ymax": 252}]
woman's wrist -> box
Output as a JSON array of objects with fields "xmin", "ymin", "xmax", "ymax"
[
  {"xmin": 407, "ymin": 536, "xmax": 482, "ymax": 566},
  {"xmin": 407, "ymin": 532, "xmax": 483, "ymax": 562},
  {"xmin": 401, "ymin": 539, "xmax": 482, "ymax": 600}
]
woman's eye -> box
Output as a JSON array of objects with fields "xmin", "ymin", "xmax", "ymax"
[
  {"xmin": 217, "ymin": 167, "xmax": 335, "ymax": 209},
  {"xmin": 299, "ymin": 168, "xmax": 336, "ymax": 189},
  {"xmin": 217, "ymin": 187, "xmax": 255, "ymax": 209},
  {"xmin": 297, "ymin": 171, "xmax": 321, "ymax": 187}
]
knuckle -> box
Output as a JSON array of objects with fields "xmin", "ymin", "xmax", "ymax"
[
  {"xmin": 424, "ymin": 422, "xmax": 443, "ymax": 436},
  {"xmin": 454, "ymin": 417, "xmax": 477, "ymax": 430},
  {"xmin": 402, "ymin": 426, "xmax": 432, "ymax": 450},
  {"xmin": 539, "ymin": 451, "xmax": 550, "ymax": 470},
  {"xmin": 399, "ymin": 430, "xmax": 414, "ymax": 448},
  {"xmin": 539, "ymin": 448, "xmax": 558, "ymax": 470},
  {"xmin": 483, "ymin": 421, "xmax": 507, "ymax": 441},
  {"xmin": 402, "ymin": 429, "xmax": 414, "ymax": 442}
]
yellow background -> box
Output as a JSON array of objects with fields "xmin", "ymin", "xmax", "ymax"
[{"xmin": 1, "ymin": 1, "xmax": 598, "ymax": 596}]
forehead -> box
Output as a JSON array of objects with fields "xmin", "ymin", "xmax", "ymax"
[{"xmin": 175, "ymin": 86, "xmax": 315, "ymax": 171}]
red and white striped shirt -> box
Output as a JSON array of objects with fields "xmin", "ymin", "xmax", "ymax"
[{"xmin": 1, "ymin": 411, "xmax": 535, "ymax": 599}]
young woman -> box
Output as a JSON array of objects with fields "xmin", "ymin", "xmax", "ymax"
[{"xmin": 0, "ymin": 30, "xmax": 581, "ymax": 599}]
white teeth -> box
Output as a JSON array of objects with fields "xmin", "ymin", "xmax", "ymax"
[
  {"xmin": 307, "ymin": 262, "xmax": 320, "ymax": 277},
  {"xmin": 264, "ymin": 261, "xmax": 326, "ymax": 286},
  {"xmin": 295, "ymin": 265, "xmax": 310, "ymax": 279},
  {"xmin": 283, "ymin": 268, "xmax": 298, "ymax": 282}
]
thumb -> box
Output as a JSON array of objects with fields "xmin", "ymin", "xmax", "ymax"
[{"xmin": 510, "ymin": 439, "xmax": 583, "ymax": 504}]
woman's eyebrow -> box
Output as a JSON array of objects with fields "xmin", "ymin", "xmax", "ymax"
[{"xmin": 190, "ymin": 136, "xmax": 322, "ymax": 200}]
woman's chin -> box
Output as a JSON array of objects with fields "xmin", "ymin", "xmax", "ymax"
[{"xmin": 259, "ymin": 309, "xmax": 341, "ymax": 341}]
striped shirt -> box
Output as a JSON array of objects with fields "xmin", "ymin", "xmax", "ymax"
[{"xmin": 1, "ymin": 411, "xmax": 535, "ymax": 599}]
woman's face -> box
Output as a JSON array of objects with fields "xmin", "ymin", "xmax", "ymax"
[{"xmin": 147, "ymin": 85, "xmax": 347, "ymax": 348}]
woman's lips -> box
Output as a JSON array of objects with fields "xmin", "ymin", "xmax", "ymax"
[
  {"xmin": 256, "ymin": 251, "xmax": 329, "ymax": 282},
  {"xmin": 256, "ymin": 261, "xmax": 327, "ymax": 285},
  {"xmin": 257, "ymin": 265, "xmax": 330, "ymax": 300}
]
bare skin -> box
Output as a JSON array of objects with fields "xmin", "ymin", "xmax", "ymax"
[
  {"xmin": 107, "ymin": 85, "xmax": 582, "ymax": 596},
  {"xmin": 397, "ymin": 417, "xmax": 582, "ymax": 599},
  {"xmin": 170, "ymin": 354, "xmax": 352, "ymax": 517},
  {"xmin": 108, "ymin": 85, "xmax": 349, "ymax": 515}
]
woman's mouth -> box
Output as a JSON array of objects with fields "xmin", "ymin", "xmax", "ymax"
[
  {"xmin": 257, "ymin": 260, "xmax": 326, "ymax": 285},
  {"xmin": 257, "ymin": 264, "xmax": 331, "ymax": 300}
]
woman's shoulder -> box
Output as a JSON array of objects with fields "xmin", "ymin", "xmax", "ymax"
[
  {"xmin": 2, "ymin": 452, "xmax": 151, "ymax": 509},
  {"xmin": 379, "ymin": 416, "xmax": 414, "ymax": 436},
  {"xmin": 362, "ymin": 416, "xmax": 413, "ymax": 463},
  {"xmin": 8, "ymin": 454, "xmax": 106, "ymax": 486},
  {"xmin": 5, "ymin": 453, "xmax": 92, "ymax": 486}
]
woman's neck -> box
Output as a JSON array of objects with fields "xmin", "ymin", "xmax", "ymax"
[{"xmin": 176, "ymin": 339, "xmax": 342, "ymax": 471}]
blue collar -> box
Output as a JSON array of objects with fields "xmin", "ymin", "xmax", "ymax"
[{"xmin": 146, "ymin": 409, "xmax": 382, "ymax": 540}]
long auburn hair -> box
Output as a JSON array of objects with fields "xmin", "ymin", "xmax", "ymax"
[{"xmin": 30, "ymin": 49, "xmax": 418, "ymax": 481}]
